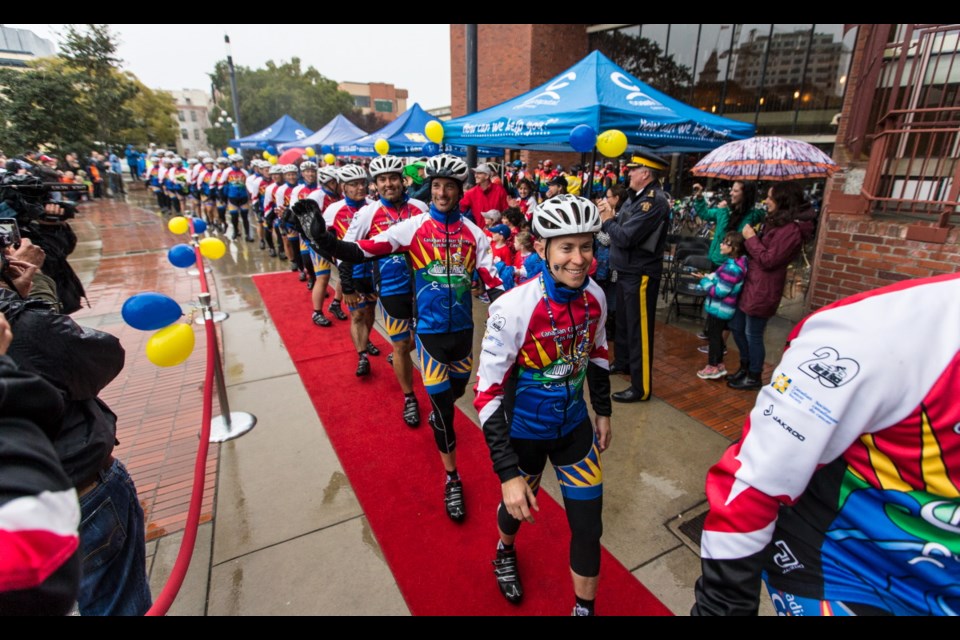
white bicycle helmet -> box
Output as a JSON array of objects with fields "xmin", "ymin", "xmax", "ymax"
[
  {"xmin": 425, "ymin": 154, "xmax": 469, "ymax": 184},
  {"xmin": 338, "ymin": 164, "xmax": 367, "ymax": 184},
  {"xmin": 368, "ymin": 155, "xmax": 404, "ymax": 179},
  {"xmin": 269, "ymin": 164, "xmax": 284, "ymax": 175},
  {"xmin": 299, "ymin": 160, "xmax": 318, "ymax": 172},
  {"xmin": 216, "ymin": 157, "xmax": 229, "ymax": 165},
  {"xmin": 533, "ymin": 194, "xmax": 601, "ymax": 239},
  {"xmin": 229, "ymin": 153, "xmax": 243, "ymax": 163},
  {"xmin": 282, "ymin": 164, "xmax": 299, "ymax": 174},
  {"xmin": 317, "ymin": 166, "xmax": 339, "ymax": 184},
  {"xmin": 187, "ymin": 157, "xmax": 198, "ymax": 165},
  {"xmin": 202, "ymin": 157, "xmax": 215, "ymax": 166}
]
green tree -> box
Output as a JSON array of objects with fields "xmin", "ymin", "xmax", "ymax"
[
  {"xmin": 60, "ymin": 24, "xmax": 137, "ymax": 146},
  {"xmin": 208, "ymin": 57, "xmax": 357, "ymax": 139},
  {"xmin": 0, "ymin": 59, "xmax": 98, "ymax": 155},
  {"xmin": 118, "ymin": 77, "xmax": 178, "ymax": 148}
]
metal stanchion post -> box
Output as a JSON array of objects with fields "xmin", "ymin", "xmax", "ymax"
[{"xmin": 198, "ymin": 292, "xmax": 256, "ymax": 442}]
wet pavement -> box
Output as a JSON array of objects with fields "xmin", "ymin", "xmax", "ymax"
[{"xmin": 70, "ymin": 184, "xmax": 797, "ymax": 615}]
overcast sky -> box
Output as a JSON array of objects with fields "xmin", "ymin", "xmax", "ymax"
[{"xmin": 9, "ymin": 24, "xmax": 453, "ymax": 109}]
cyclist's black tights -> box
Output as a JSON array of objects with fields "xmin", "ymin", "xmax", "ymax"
[
  {"xmin": 497, "ymin": 419, "xmax": 603, "ymax": 577},
  {"xmin": 416, "ymin": 329, "xmax": 473, "ymax": 455}
]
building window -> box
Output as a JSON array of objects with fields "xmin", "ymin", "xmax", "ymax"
[
  {"xmin": 374, "ymin": 99, "xmax": 393, "ymax": 113},
  {"xmin": 185, "ymin": 97, "xmax": 192, "ymax": 105},
  {"xmin": 181, "ymin": 128, "xmax": 189, "ymax": 140},
  {"xmin": 354, "ymin": 95, "xmax": 370, "ymax": 108},
  {"xmin": 178, "ymin": 111, "xmax": 186, "ymax": 122},
  {"xmin": 194, "ymin": 129, "xmax": 201, "ymax": 141},
  {"xmin": 190, "ymin": 110, "xmax": 197, "ymax": 122}
]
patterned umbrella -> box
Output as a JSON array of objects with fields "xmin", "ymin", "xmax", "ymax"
[{"xmin": 691, "ymin": 136, "xmax": 838, "ymax": 181}]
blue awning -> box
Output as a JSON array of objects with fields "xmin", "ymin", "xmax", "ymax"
[
  {"xmin": 230, "ymin": 115, "xmax": 314, "ymax": 151},
  {"xmin": 277, "ymin": 115, "xmax": 367, "ymax": 152},
  {"xmin": 442, "ymin": 51, "xmax": 755, "ymax": 153},
  {"xmin": 334, "ymin": 103, "xmax": 502, "ymax": 157}
]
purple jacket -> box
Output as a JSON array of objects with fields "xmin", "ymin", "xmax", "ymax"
[{"xmin": 738, "ymin": 205, "xmax": 817, "ymax": 318}]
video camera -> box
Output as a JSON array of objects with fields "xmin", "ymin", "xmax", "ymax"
[
  {"xmin": 0, "ymin": 219, "xmax": 22, "ymax": 251},
  {"xmin": 0, "ymin": 173, "xmax": 77, "ymax": 223}
]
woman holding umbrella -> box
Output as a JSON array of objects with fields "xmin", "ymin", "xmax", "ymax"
[{"xmin": 727, "ymin": 182, "xmax": 817, "ymax": 390}]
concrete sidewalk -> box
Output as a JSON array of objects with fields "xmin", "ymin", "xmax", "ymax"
[{"xmin": 74, "ymin": 190, "xmax": 790, "ymax": 615}]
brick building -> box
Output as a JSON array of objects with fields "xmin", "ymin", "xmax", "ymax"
[
  {"xmin": 809, "ymin": 24, "xmax": 959, "ymax": 311},
  {"xmin": 339, "ymin": 81, "xmax": 408, "ymax": 123}
]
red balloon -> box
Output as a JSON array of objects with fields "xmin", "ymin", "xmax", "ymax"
[{"xmin": 277, "ymin": 148, "xmax": 305, "ymax": 165}]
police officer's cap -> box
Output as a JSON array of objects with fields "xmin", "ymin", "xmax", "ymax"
[{"xmin": 625, "ymin": 151, "xmax": 668, "ymax": 172}]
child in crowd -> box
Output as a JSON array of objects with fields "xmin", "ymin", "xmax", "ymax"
[
  {"xmin": 696, "ymin": 231, "xmax": 747, "ymax": 380},
  {"xmin": 511, "ymin": 231, "xmax": 535, "ymax": 285},
  {"xmin": 489, "ymin": 224, "xmax": 515, "ymax": 265}
]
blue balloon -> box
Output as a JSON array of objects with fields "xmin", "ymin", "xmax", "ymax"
[
  {"xmin": 320, "ymin": 145, "xmax": 333, "ymax": 155},
  {"xmin": 191, "ymin": 217, "xmax": 207, "ymax": 233},
  {"xmin": 266, "ymin": 145, "xmax": 278, "ymax": 156},
  {"xmin": 422, "ymin": 142, "xmax": 441, "ymax": 157},
  {"xmin": 168, "ymin": 244, "xmax": 196, "ymax": 268},
  {"xmin": 569, "ymin": 124, "xmax": 598, "ymax": 153},
  {"xmin": 221, "ymin": 150, "xmax": 229, "ymax": 158},
  {"xmin": 121, "ymin": 292, "xmax": 183, "ymax": 331}
]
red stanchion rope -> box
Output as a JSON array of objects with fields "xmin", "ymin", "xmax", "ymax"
[{"xmin": 146, "ymin": 221, "xmax": 215, "ymax": 616}]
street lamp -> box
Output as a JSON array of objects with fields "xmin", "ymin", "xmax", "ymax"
[{"xmin": 224, "ymin": 34, "xmax": 242, "ymax": 139}]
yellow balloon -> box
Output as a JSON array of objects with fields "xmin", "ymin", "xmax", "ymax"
[
  {"xmin": 167, "ymin": 216, "xmax": 189, "ymax": 235},
  {"xmin": 374, "ymin": 139, "xmax": 389, "ymax": 156},
  {"xmin": 425, "ymin": 120, "xmax": 444, "ymax": 144},
  {"xmin": 199, "ymin": 237, "xmax": 227, "ymax": 260},
  {"xmin": 226, "ymin": 147, "xmax": 236, "ymax": 155},
  {"xmin": 323, "ymin": 153, "xmax": 336, "ymax": 166},
  {"xmin": 145, "ymin": 323, "xmax": 195, "ymax": 368},
  {"xmin": 596, "ymin": 129, "xmax": 628, "ymax": 158},
  {"xmin": 305, "ymin": 147, "xmax": 316, "ymax": 157},
  {"xmin": 262, "ymin": 150, "xmax": 271, "ymax": 160},
  {"xmin": 269, "ymin": 156, "xmax": 278, "ymax": 164}
]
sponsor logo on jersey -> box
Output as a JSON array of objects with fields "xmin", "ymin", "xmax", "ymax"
[
  {"xmin": 772, "ymin": 540, "xmax": 804, "ymax": 573},
  {"xmin": 772, "ymin": 374, "xmax": 792, "ymax": 394},
  {"xmin": 799, "ymin": 347, "xmax": 860, "ymax": 388}
]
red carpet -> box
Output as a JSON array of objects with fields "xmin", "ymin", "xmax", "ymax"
[{"xmin": 253, "ymin": 271, "xmax": 672, "ymax": 616}]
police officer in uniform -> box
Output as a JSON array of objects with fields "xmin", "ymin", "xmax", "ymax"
[{"xmin": 599, "ymin": 152, "xmax": 670, "ymax": 402}]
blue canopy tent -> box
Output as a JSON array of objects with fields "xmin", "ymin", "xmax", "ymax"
[
  {"xmin": 335, "ymin": 103, "xmax": 501, "ymax": 157},
  {"xmin": 277, "ymin": 114, "xmax": 367, "ymax": 153},
  {"xmin": 442, "ymin": 50, "xmax": 755, "ymax": 153},
  {"xmin": 229, "ymin": 115, "xmax": 314, "ymax": 151}
]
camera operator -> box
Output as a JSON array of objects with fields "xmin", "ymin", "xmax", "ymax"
[
  {"xmin": 0, "ymin": 262, "xmax": 152, "ymax": 616},
  {"xmin": 0, "ymin": 173, "xmax": 86, "ymax": 314}
]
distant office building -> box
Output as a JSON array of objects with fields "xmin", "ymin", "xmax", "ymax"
[
  {"xmin": 166, "ymin": 89, "xmax": 213, "ymax": 158},
  {"xmin": 0, "ymin": 25, "xmax": 55, "ymax": 69},
  {"xmin": 427, "ymin": 105, "xmax": 452, "ymax": 121},
  {"xmin": 339, "ymin": 82, "xmax": 408, "ymax": 122}
]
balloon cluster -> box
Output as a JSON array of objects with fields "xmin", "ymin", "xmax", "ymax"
[
  {"xmin": 566, "ymin": 126, "xmax": 628, "ymax": 157},
  {"xmin": 166, "ymin": 217, "xmax": 228, "ymax": 267},
  {"xmin": 261, "ymin": 145, "xmax": 281, "ymax": 164},
  {"xmin": 122, "ymin": 292, "xmax": 193, "ymax": 367}
]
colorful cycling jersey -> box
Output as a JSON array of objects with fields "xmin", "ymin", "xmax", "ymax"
[
  {"xmin": 170, "ymin": 167, "xmax": 190, "ymax": 193},
  {"xmin": 208, "ymin": 169, "xmax": 222, "ymax": 195},
  {"xmin": 695, "ymin": 273, "xmax": 960, "ymax": 616},
  {"xmin": 354, "ymin": 203, "xmax": 502, "ymax": 334},
  {"xmin": 147, "ymin": 165, "xmax": 161, "ymax": 188},
  {"xmin": 257, "ymin": 177, "xmax": 271, "ymax": 209},
  {"xmin": 289, "ymin": 183, "xmax": 321, "ymax": 205},
  {"xmin": 474, "ymin": 273, "xmax": 610, "ymax": 480},
  {"xmin": 262, "ymin": 182, "xmax": 282, "ymax": 214},
  {"xmin": 221, "ymin": 167, "xmax": 249, "ymax": 199},
  {"xmin": 324, "ymin": 197, "xmax": 372, "ymax": 280},
  {"xmin": 344, "ymin": 197, "xmax": 427, "ymax": 297},
  {"xmin": 198, "ymin": 169, "xmax": 215, "ymax": 195},
  {"xmin": 246, "ymin": 173, "xmax": 262, "ymax": 201},
  {"xmin": 156, "ymin": 165, "xmax": 169, "ymax": 186},
  {"xmin": 306, "ymin": 188, "xmax": 341, "ymax": 213}
]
